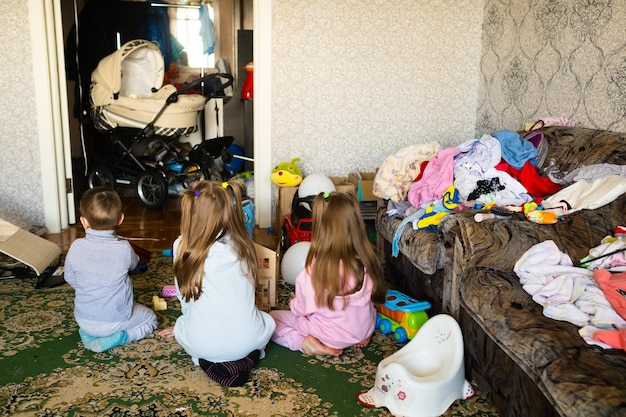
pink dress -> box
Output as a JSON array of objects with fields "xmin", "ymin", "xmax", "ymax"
[{"xmin": 270, "ymin": 266, "xmax": 376, "ymax": 351}]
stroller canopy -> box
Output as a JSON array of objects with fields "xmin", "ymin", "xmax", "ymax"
[
  {"xmin": 91, "ymin": 39, "xmax": 164, "ymax": 106},
  {"xmin": 90, "ymin": 39, "xmax": 206, "ymax": 137}
]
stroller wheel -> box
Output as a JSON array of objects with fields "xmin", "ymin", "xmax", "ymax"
[
  {"xmin": 136, "ymin": 170, "xmax": 168, "ymax": 209},
  {"xmin": 87, "ymin": 164, "xmax": 116, "ymax": 189}
]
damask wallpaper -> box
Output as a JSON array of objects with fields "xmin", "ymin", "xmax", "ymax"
[
  {"xmin": 2, "ymin": 0, "xmax": 625, "ymax": 229},
  {"xmin": 0, "ymin": 0, "xmax": 43, "ymax": 230},
  {"xmin": 477, "ymin": 0, "xmax": 626, "ymax": 134}
]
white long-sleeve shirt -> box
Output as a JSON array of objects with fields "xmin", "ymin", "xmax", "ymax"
[{"xmin": 172, "ymin": 235, "xmax": 276, "ymax": 363}]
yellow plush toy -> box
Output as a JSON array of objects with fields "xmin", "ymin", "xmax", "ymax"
[{"xmin": 270, "ymin": 158, "xmax": 303, "ymax": 187}]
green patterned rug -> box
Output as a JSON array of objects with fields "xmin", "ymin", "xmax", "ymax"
[{"xmin": 0, "ymin": 254, "xmax": 499, "ymax": 416}]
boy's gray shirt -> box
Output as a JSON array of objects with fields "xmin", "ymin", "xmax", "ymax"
[{"xmin": 64, "ymin": 228, "xmax": 139, "ymax": 323}]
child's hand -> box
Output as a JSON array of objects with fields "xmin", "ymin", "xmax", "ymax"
[
  {"xmin": 289, "ymin": 292, "xmax": 296, "ymax": 301},
  {"xmin": 158, "ymin": 327, "xmax": 175, "ymax": 338}
]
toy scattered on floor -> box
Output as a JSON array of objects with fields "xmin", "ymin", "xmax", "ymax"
[
  {"xmin": 280, "ymin": 241, "xmax": 311, "ymax": 285},
  {"xmin": 375, "ymin": 289, "xmax": 430, "ymax": 343},
  {"xmin": 162, "ymin": 284, "xmax": 177, "ymax": 297},
  {"xmin": 152, "ymin": 295, "xmax": 167, "ymax": 311},
  {"xmin": 270, "ymin": 158, "xmax": 303, "ymax": 187},
  {"xmin": 282, "ymin": 173, "xmax": 336, "ymax": 248},
  {"xmin": 283, "ymin": 213, "xmax": 312, "ymax": 248},
  {"xmin": 357, "ymin": 314, "xmax": 476, "ymax": 417}
]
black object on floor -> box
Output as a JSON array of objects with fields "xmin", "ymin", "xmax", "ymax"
[{"xmin": 35, "ymin": 261, "xmax": 66, "ymax": 289}]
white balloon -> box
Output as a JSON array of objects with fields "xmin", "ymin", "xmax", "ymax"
[
  {"xmin": 298, "ymin": 173, "xmax": 336, "ymax": 198},
  {"xmin": 281, "ymin": 241, "xmax": 311, "ymax": 285}
]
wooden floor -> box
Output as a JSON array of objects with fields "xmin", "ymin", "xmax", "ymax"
[{"xmin": 44, "ymin": 194, "xmax": 278, "ymax": 253}]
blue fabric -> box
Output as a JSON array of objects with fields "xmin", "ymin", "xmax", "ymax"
[
  {"xmin": 200, "ymin": 5, "xmax": 216, "ymax": 55},
  {"xmin": 492, "ymin": 129, "xmax": 538, "ymax": 170},
  {"xmin": 391, "ymin": 207, "xmax": 426, "ymax": 257},
  {"xmin": 139, "ymin": 2, "xmax": 172, "ymax": 67}
]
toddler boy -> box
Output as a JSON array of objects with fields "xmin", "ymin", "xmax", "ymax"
[{"xmin": 64, "ymin": 187, "xmax": 157, "ymax": 352}]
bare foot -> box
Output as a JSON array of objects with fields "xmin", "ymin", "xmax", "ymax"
[
  {"xmin": 301, "ymin": 335, "xmax": 343, "ymax": 357},
  {"xmin": 353, "ymin": 335, "xmax": 371, "ymax": 348}
]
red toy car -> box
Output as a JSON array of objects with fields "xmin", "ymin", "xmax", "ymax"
[{"xmin": 282, "ymin": 206, "xmax": 312, "ymax": 248}]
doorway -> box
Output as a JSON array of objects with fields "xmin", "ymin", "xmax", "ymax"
[
  {"xmin": 60, "ymin": 0, "xmax": 253, "ymax": 210},
  {"xmin": 35, "ymin": 0, "xmax": 273, "ymax": 230}
]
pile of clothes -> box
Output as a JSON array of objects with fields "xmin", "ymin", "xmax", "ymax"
[
  {"xmin": 376, "ymin": 128, "xmax": 626, "ymax": 257},
  {"xmin": 514, "ymin": 228, "xmax": 626, "ymax": 351}
]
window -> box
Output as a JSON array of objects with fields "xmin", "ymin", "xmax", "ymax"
[{"xmin": 170, "ymin": 4, "xmax": 215, "ymax": 69}]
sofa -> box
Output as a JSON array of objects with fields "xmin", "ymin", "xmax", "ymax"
[{"xmin": 375, "ymin": 126, "xmax": 626, "ymax": 417}]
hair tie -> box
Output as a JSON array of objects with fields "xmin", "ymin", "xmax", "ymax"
[
  {"xmin": 194, "ymin": 190, "xmax": 201, "ymax": 197},
  {"xmin": 222, "ymin": 182, "xmax": 229, "ymax": 189},
  {"xmin": 323, "ymin": 192, "xmax": 330, "ymax": 199}
]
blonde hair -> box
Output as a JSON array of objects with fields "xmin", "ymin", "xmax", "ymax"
[
  {"xmin": 79, "ymin": 187, "xmax": 122, "ymax": 230},
  {"xmin": 305, "ymin": 192, "xmax": 387, "ymax": 310},
  {"xmin": 174, "ymin": 179, "xmax": 257, "ymax": 302}
]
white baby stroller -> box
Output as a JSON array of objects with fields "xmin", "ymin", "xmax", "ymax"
[{"xmin": 87, "ymin": 39, "xmax": 235, "ymax": 208}]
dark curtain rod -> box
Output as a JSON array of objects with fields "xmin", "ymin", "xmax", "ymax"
[
  {"xmin": 150, "ymin": 3, "xmax": 201, "ymax": 9},
  {"xmin": 117, "ymin": 1, "xmax": 206, "ymax": 9}
]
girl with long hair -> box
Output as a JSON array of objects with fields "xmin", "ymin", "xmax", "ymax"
[
  {"xmin": 159, "ymin": 179, "xmax": 275, "ymax": 386},
  {"xmin": 270, "ymin": 191, "xmax": 387, "ymax": 356}
]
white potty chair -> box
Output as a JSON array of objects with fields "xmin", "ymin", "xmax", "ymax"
[{"xmin": 357, "ymin": 314, "xmax": 475, "ymax": 417}]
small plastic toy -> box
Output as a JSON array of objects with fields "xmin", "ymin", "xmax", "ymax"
[
  {"xmin": 270, "ymin": 158, "xmax": 303, "ymax": 187},
  {"xmin": 375, "ymin": 289, "xmax": 431, "ymax": 343},
  {"xmin": 282, "ymin": 173, "xmax": 337, "ymax": 248},
  {"xmin": 162, "ymin": 284, "xmax": 177, "ymax": 297},
  {"xmin": 522, "ymin": 199, "xmax": 567, "ymax": 224},
  {"xmin": 526, "ymin": 210, "xmax": 558, "ymax": 224},
  {"xmin": 282, "ymin": 211, "xmax": 313, "ymax": 248},
  {"xmin": 152, "ymin": 295, "xmax": 167, "ymax": 311}
]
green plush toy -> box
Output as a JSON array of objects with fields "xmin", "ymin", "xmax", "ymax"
[{"xmin": 270, "ymin": 158, "xmax": 303, "ymax": 187}]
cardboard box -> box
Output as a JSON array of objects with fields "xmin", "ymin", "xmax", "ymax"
[
  {"xmin": 328, "ymin": 176, "xmax": 356, "ymax": 195},
  {"xmin": 348, "ymin": 172, "xmax": 377, "ymax": 201},
  {"xmin": 254, "ymin": 242, "xmax": 279, "ymax": 312},
  {"xmin": 275, "ymin": 176, "xmax": 356, "ymax": 230},
  {"xmin": 276, "ymin": 186, "xmax": 298, "ymax": 230}
]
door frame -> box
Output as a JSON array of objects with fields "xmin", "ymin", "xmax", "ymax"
[
  {"xmin": 29, "ymin": 0, "xmax": 75, "ymax": 233},
  {"xmin": 253, "ymin": 0, "xmax": 272, "ymax": 227}
]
